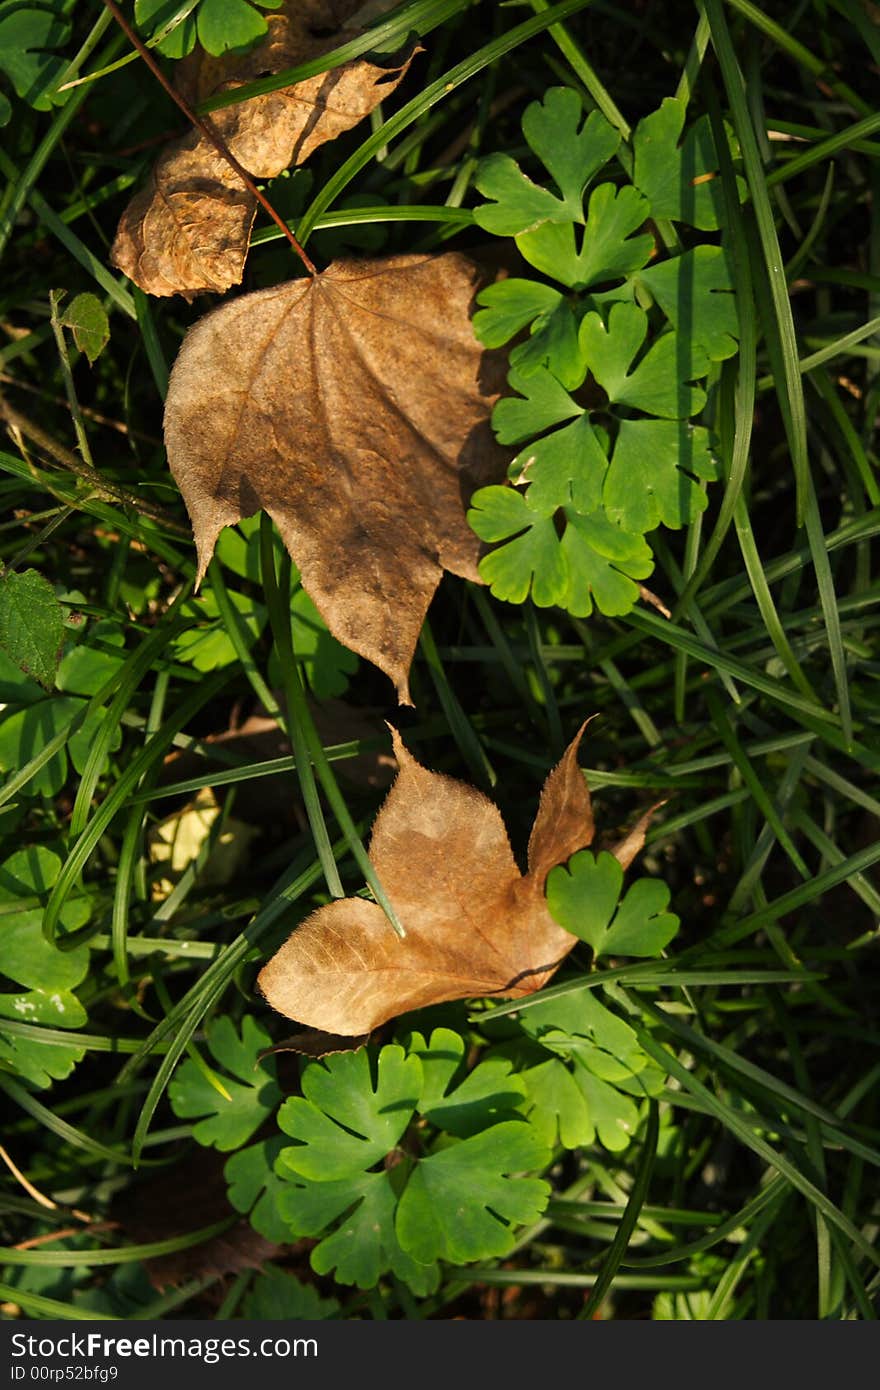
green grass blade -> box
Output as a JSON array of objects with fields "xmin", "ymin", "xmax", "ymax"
[
  {"xmin": 580, "ymin": 1102, "xmax": 659, "ymax": 1318},
  {"xmin": 632, "ymin": 1027, "xmax": 880, "ymax": 1272},
  {"xmin": 43, "ymin": 672, "xmax": 231, "ymax": 946},
  {"xmin": 296, "ymin": 0, "xmax": 596, "ymax": 242}
]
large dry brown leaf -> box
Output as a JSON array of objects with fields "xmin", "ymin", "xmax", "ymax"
[
  {"xmin": 258, "ymin": 724, "xmax": 647, "ymax": 1036},
  {"xmin": 111, "ymin": 0, "xmax": 414, "ymax": 298},
  {"xmin": 163, "ymin": 251, "xmax": 507, "ymax": 703}
]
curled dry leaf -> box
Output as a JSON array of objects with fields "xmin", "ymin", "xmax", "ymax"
[
  {"xmin": 258, "ymin": 723, "xmax": 654, "ymax": 1036},
  {"xmin": 163, "ymin": 252, "xmax": 508, "ymax": 703},
  {"xmin": 258, "ymin": 1029, "xmax": 370, "ymax": 1060},
  {"xmin": 111, "ymin": 0, "xmax": 414, "ymax": 298},
  {"xmin": 114, "ymin": 1148, "xmax": 279, "ymax": 1291}
]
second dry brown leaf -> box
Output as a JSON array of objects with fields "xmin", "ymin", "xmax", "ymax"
[
  {"xmin": 114, "ymin": 1148, "xmax": 280, "ymax": 1291},
  {"xmin": 163, "ymin": 251, "xmax": 507, "ymax": 702},
  {"xmin": 257, "ymin": 724, "xmax": 653, "ymax": 1036},
  {"xmin": 111, "ymin": 0, "xmax": 414, "ymax": 298}
]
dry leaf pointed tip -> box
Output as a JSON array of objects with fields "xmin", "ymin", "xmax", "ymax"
[
  {"xmin": 384, "ymin": 723, "xmax": 411, "ymax": 767},
  {"xmin": 610, "ymin": 797, "xmax": 669, "ymax": 872},
  {"xmin": 577, "ymin": 712, "xmax": 600, "ymax": 739},
  {"xmin": 565, "ymin": 713, "xmax": 600, "ymax": 761},
  {"xmin": 193, "ymin": 546, "xmax": 215, "ymax": 592}
]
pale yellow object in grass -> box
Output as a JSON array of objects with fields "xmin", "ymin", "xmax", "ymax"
[{"xmin": 148, "ymin": 788, "xmax": 259, "ymax": 900}]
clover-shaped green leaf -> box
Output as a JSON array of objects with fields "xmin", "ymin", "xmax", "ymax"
[
  {"xmin": 395, "ymin": 1121, "xmax": 550, "ymax": 1265},
  {"xmin": 469, "ymin": 489, "xmax": 652, "ymax": 617},
  {"xmin": 632, "ymin": 97, "xmax": 744, "ymax": 230},
  {"xmin": 0, "ymin": 846, "xmax": 90, "ymax": 1029},
  {"xmin": 277, "ymin": 1044, "xmax": 420, "ymax": 1180},
  {"xmin": 474, "ymin": 89, "xmax": 619, "ymax": 235},
  {"xmin": 241, "ymin": 1266, "xmax": 340, "ymax": 1320},
  {"xmin": 520, "ymin": 1052, "xmax": 640, "ymax": 1152},
  {"xmin": 509, "ymin": 415, "xmax": 608, "ymax": 517},
  {"xmin": 492, "ymin": 365, "xmax": 584, "ymax": 445},
  {"xmin": 273, "ymin": 1045, "xmax": 436, "ymax": 1292},
  {"xmin": 573, "ymin": 1064, "xmax": 639, "ymax": 1151},
  {"xmin": 0, "ymin": 1028, "xmax": 86, "ymax": 1090},
  {"xmin": 579, "ymin": 302, "xmax": 709, "ymax": 418},
  {"xmin": 509, "ymin": 301, "xmax": 584, "ymax": 388},
  {"xmin": 135, "ymin": 0, "xmax": 283, "ymax": 58},
  {"xmin": 517, "ymin": 185, "xmax": 654, "ymax": 290},
  {"xmin": 474, "ymin": 153, "xmax": 575, "ymax": 238},
  {"xmin": 613, "ymin": 1057, "xmax": 668, "ymax": 1099},
  {"xmin": 408, "ymin": 1027, "xmax": 526, "ymax": 1138},
  {"xmin": 467, "ymin": 90, "xmax": 742, "ymax": 630},
  {"xmin": 473, "ymin": 279, "xmax": 564, "ymax": 349},
  {"xmin": 520, "ymin": 1057, "xmax": 593, "ymax": 1149},
  {"xmin": 513, "ymin": 980, "xmax": 660, "ymax": 1151},
  {"xmin": 0, "ymin": 0, "xmax": 71, "ymax": 113},
  {"xmin": 169, "ymin": 1015, "xmax": 281, "ymax": 1151},
  {"xmin": 520, "ymin": 982, "xmax": 647, "ymax": 1079},
  {"xmin": 278, "ymin": 1168, "xmax": 439, "ymax": 1294},
  {"xmin": 266, "ymin": 1038, "xmax": 551, "ymax": 1289},
  {"xmin": 469, "ymin": 487, "xmax": 568, "ymax": 609},
  {"xmin": 474, "ymin": 280, "xmax": 605, "ymax": 389},
  {"xmin": 635, "ymin": 245, "xmax": 740, "ymax": 362},
  {"xmin": 547, "ymin": 850, "xmax": 680, "ymax": 959},
  {"xmin": 604, "ymin": 419, "xmax": 717, "ymax": 533},
  {"xmin": 560, "ymin": 510, "xmax": 654, "ymax": 616},
  {"xmin": 225, "ymin": 1136, "xmax": 291, "ymax": 1245},
  {"xmin": 521, "ymin": 89, "xmax": 621, "ymax": 217}
]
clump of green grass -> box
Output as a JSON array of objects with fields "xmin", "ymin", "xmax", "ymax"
[{"xmin": 0, "ymin": 0, "xmax": 878, "ymax": 1321}]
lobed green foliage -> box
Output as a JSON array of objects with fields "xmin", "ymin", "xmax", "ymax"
[{"xmin": 468, "ymin": 87, "xmax": 741, "ymax": 618}]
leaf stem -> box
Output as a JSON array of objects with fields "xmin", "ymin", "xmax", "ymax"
[
  {"xmin": 0, "ymin": 393, "xmax": 188, "ymax": 534},
  {"xmin": 98, "ymin": 0, "xmax": 318, "ymax": 278},
  {"xmin": 48, "ymin": 290, "xmax": 96, "ymax": 472}
]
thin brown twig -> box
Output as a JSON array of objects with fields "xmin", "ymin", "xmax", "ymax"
[
  {"xmin": 638, "ymin": 584, "xmax": 672, "ymax": 620},
  {"xmin": 0, "ymin": 1144, "xmax": 58, "ymax": 1210},
  {"xmin": 0, "ymin": 1144, "xmax": 92, "ymax": 1224},
  {"xmin": 0, "ymin": 371, "xmax": 162, "ymax": 444},
  {"xmin": 0, "ymin": 394, "xmax": 190, "ymax": 535},
  {"xmin": 100, "ymin": 0, "xmax": 318, "ymax": 277},
  {"xmin": 14, "ymin": 1221, "xmax": 118, "ymax": 1250}
]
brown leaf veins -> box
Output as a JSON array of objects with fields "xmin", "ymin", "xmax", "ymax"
[
  {"xmin": 163, "ymin": 251, "xmax": 508, "ymax": 702},
  {"xmin": 111, "ymin": 0, "xmax": 415, "ymax": 298},
  {"xmin": 258, "ymin": 723, "xmax": 652, "ymax": 1036}
]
